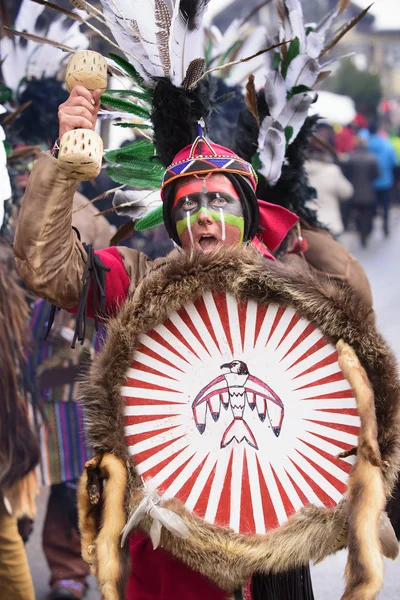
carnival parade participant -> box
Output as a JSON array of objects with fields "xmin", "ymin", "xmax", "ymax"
[
  {"xmin": 27, "ymin": 197, "xmax": 114, "ymax": 600},
  {"xmin": 11, "ymin": 1, "xmax": 398, "ymax": 599},
  {"xmin": 14, "ymin": 76, "xmax": 301, "ymax": 598},
  {"xmin": 0, "ymin": 140, "xmax": 38, "ymax": 600}
]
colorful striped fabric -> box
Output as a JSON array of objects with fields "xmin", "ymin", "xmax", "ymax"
[{"xmin": 28, "ymin": 299, "xmax": 104, "ymax": 486}]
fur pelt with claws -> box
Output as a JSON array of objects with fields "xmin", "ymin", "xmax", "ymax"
[{"xmin": 79, "ymin": 246, "xmax": 400, "ymax": 598}]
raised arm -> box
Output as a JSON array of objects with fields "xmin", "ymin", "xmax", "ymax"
[{"xmin": 13, "ymin": 85, "xmax": 101, "ymax": 309}]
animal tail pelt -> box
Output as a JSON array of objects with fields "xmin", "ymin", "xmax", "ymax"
[
  {"xmin": 78, "ymin": 453, "xmax": 129, "ymax": 600},
  {"xmin": 337, "ymin": 341, "xmax": 386, "ymax": 600}
]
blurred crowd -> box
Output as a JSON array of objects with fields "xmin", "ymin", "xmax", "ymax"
[{"xmin": 308, "ymin": 116, "xmax": 399, "ymax": 248}]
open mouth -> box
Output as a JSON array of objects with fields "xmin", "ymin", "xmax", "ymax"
[{"xmin": 198, "ymin": 235, "xmax": 218, "ymax": 251}]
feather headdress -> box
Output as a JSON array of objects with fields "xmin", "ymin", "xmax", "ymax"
[
  {"xmin": 254, "ymin": 0, "xmax": 372, "ymax": 186},
  {"xmin": 0, "ymin": 0, "xmax": 89, "ymax": 92}
]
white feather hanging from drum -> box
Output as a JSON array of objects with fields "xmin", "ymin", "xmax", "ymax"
[
  {"xmin": 0, "ymin": 106, "xmax": 12, "ymax": 228},
  {"xmin": 122, "ymin": 293, "xmax": 359, "ymax": 535}
]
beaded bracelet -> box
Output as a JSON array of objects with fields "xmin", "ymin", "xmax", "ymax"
[{"xmin": 51, "ymin": 138, "xmax": 60, "ymax": 159}]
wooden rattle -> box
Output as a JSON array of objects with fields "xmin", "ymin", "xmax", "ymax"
[{"xmin": 58, "ymin": 50, "xmax": 107, "ymax": 180}]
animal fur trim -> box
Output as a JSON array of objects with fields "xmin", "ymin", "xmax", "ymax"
[
  {"xmin": 78, "ymin": 453, "xmax": 130, "ymax": 600},
  {"xmin": 337, "ymin": 341, "xmax": 385, "ymax": 600},
  {"xmin": 80, "ymin": 246, "xmax": 400, "ymax": 595}
]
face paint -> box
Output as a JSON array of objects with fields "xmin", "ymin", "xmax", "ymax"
[
  {"xmin": 172, "ymin": 174, "xmax": 246, "ymax": 252},
  {"xmin": 219, "ymin": 207, "xmax": 226, "ymax": 241},
  {"xmin": 186, "ymin": 200, "xmax": 194, "ymax": 247},
  {"xmin": 193, "ymin": 173, "xmax": 213, "ymax": 194}
]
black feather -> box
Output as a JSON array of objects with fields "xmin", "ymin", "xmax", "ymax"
[
  {"xmin": 151, "ymin": 76, "xmax": 217, "ymax": 167},
  {"xmin": 208, "ymin": 77, "xmax": 246, "ymax": 151},
  {"xmin": 179, "ymin": 0, "xmax": 211, "ymax": 31},
  {"xmin": 10, "ymin": 77, "xmax": 68, "ymax": 146}
]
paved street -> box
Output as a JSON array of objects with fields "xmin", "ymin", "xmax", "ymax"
[{"xmin": 27, "ymin": 209, "xmax": 400, "ymax": 599}]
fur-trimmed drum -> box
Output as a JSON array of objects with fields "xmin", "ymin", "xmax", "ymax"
[
  {"xmin": 123, "ymin": 294, "xmax": 359, "ymax": 535},
  {"xmin": 79, "ymin": 247, "xmax": 400, "ymax": 600}
]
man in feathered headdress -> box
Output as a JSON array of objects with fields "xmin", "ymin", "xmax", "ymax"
[{"xmin": 13, "ymin": 78, "xmax": 301, "ymax": 600}]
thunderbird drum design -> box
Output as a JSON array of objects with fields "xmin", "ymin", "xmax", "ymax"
[{"xmin": 122, "ymin": 292, "xmax": 360, "ymax": 535}]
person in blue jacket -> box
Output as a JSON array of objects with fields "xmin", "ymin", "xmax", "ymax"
[{"xmin": 367, "ymin": 123, "xmax": 397, "ymax": 236}]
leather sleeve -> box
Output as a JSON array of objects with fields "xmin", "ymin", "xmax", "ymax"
[
  {"xmin": 13, "ymin": 152, "xmax": 88, "ymax": 309},
  {"xmin": 303, "ymin": 228, "xmax": 373, "ymax": 311}
]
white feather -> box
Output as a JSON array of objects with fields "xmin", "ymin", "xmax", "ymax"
[
  {"xmin": 15, "ymin": 0, "xmax": 45, "ymax": 32},
  {"xmin": 149, "ymin": 518, "xmax": 162, "ymax": 549},
  {"xmin": 120, "ymin": 498, "xmax": 147, "ymax": 547},
  {"xmin": 285, "ymin": 55, "xmax": 320, "ymax": 90},
  {"xmin": 113, "ymin": 189, "xmax": 161, "ymax": 220},
  {"xmin": 149, "ymin": 504, "xmax": 190, "ymax": 539},
  {"xmin": 0, "ymin": 0, "xmax": 46, "ymax": 91},
  {"xmin": 120, "ymin": 479, "xmax": 190, "ymax": 548},
  {"xmin": 226, "ymin": 25, "xmax": 266, "ymax": 87},
  {"xmin": 169, "ymin": 0, "xmax": 211, "ymax": 86},
  {"xmin": 315, "ymin": 8, "xmax": 339, "ymax": 37},
  {"xmin": 131, "ymin": 0, "xmax": 165, "ymax": 77},
  {"xmin": 306, "ymin": 31, "xmax": 326, "ymax": 59},
  {"xmin": 27, "ymin": 17, "xmax": 89, "ymax": 79},
  {"xmin": 0, "ymin": 4, "xmax": 88, "ymax": 90},
  {"xmin": 258, "ymin": 116, "xmax": 286, "ymax": 186},
  {"xmin": 209, "ymin": 19, "xmax": 241, "ymax": 63},
  {"xmin": 277, "ymin": 0, "xmax": 292, "ymax": 42},
  {"xmin": 0, "ymin": 109, "xmax": 12, "ymax": 226},
  {"xmin": 100, "ymin": 0, "xmax": 155, "ymax": 84},
  {"xmin": 286, "ymin": 0, "xmax": 306, "ymax": 52},
  {"xmin": 320, "ymin": 52, "xmax": 356, "ymax": 69},
  {"xmin": 264, "ymin": 71, "xmax": 287, "ymax": 121},
  {"xmin": 278, "ymin": 93, "xmax": 314, "ymax": 144}
]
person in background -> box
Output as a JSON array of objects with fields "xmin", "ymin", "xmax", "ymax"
[
  {"xmin": 367, "ymin": 122, "xmax": 397, "ymax": 237},
  {"xmin": 0, "ymin": 157, "xmax": 38, "ymax": 599},
  {"xmin": 344, "ymin": 137, "xmax": 380, "ymax": 248},
  {"xmin": 305, "ymin": 129, "xmax": 354, "ymax": 236},
  {"xmin": 334, "ymin": 123, "xmax": 356, "ymax": 156},
  {"xmin": 28, "ymin": 201, "xmax": 114, "ymax": 600}
]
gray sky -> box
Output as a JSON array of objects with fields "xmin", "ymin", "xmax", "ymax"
[
  {"xmin": 206, "ymin": 0, "xmax": 400, "ymax": 31},
  {"xmin": 343, "ymin": 0, "xmax": 399, "ymax": 31}
]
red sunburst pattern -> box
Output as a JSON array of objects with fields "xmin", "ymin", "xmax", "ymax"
[{"xmin": 122, "ymin": 292, "xmax": 359, "ymax": 534}]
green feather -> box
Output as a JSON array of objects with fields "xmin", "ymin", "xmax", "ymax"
[
  {"xmin": 285, "ymin": 126, "xmax": 294, "ymax": 147},
  {"xmin": 0, "ymin": 84, "xmax": 12, "ymax": 103},
  {"xmin": 135, "ymin": 205, "xmax": 164, "ymax": 230},
  {"xmin": 101, "ymin": 94, "xmax": 151, "ymax": 119},
  {"xmin": 113, "ymin": 122, "xmax": 152, "ymax": 130},
  {"xmin": 3, "ymin": 140, "xmax": 12, "ymax": 156},
  {"xmin": 107, "ymin": 165, "xmax": 163, "ymax": 188},
  {"xmin": 109, "ymin": 53, "xmax": 145, "ymax": 88},
  {"xmin": 287, "ymin": 84, "xmax": 313, "ymax": 100},
  {"xmin": 221, "ymin": 40, "xmax": 242, "ymax": 65},
  {"xmin": 103, "ymin": 88, "xmax": 153, "ymax": 104},
  {"xmin": 282, "ymin": 38, "xmax": 300, "ymax": 78},
  {"xmin": 273, "ymin": 51, "xmax": 281, "ymax": 71},
  {"xmin": 104, "ymin": 140, "xmax": 157, "ymax": 163}
]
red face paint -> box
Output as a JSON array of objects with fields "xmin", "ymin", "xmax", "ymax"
[
  {"xmin": 173, "ymin": 174, "xmax": 240, "ymax": 207},
  {"xmin": 171, "ymin": 174, "xmax": 244, "ymax": 253}
]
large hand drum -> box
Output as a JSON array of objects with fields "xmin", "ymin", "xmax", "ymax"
[
  {"xmin": 80, "ymin": 249, "xmax": 400, "ymax": 598},
  {"xmin": 124, "ymin": 294, "xmax": 358, "ymax": 534},
  {"xmin": 58, "ymin": 51, "xmax": 107, "ymax": 180}
]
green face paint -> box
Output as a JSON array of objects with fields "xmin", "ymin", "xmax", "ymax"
[
  {"xmin": 173, "ymin": 192, "xmax": 245, "ymax": 250},
  {"xmin": 176, "ymin": 207, "xmax": 244, "ymax": 242}
]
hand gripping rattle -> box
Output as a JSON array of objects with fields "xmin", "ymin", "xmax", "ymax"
[{"xmin": 58, "ymin": 50, "xmax": 107, "ymax": 180}]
